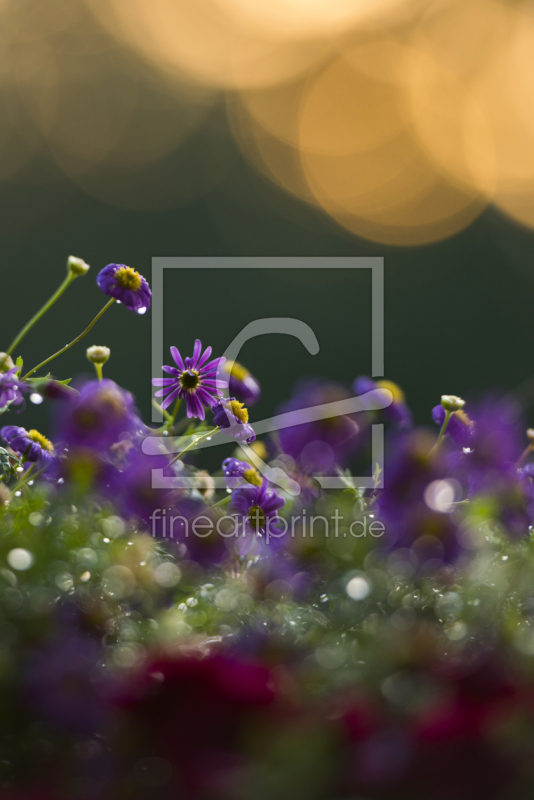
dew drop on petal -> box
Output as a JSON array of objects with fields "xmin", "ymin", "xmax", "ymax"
[
  {"xmin": 137, "ymin": 307, "xmax": 147, "ymax": 315},
  {"xmin": 30, "ymin": 393, "xmax": 44, "ymax": 405}
]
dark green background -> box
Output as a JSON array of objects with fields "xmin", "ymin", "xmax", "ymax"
[{"xmin": 2, "ymin": 116, "xmax": 534, "ymax": 437}]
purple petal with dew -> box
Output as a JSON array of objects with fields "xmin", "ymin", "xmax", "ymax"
[{"xmin": 162, "ymin": 365, "xmax": 179, "ymax": 376}]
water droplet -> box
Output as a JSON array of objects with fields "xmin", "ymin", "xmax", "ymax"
[
  {"xmin": 137, "ymin": 307, "xmax": 147, "ymax": 315},
  {"xmin": 30, "ymin": 393, "xmax": 43, "ymax": 405},
  {"xmin": 14, "ymin": 491, "xmax": 21, "ymax": 497},
  {"xmin": 57, "ymin": 478, "xmax": 64, "ymax": 484}
]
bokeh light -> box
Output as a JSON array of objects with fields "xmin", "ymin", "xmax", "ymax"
[{"xmin": 0, "ymin": 0, "xmax": 531, "ymax": 241}]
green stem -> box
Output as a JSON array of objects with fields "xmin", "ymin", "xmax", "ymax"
[
  {"xmin": 23, "ymin": 298, "xmax": 115, "ymax": 380},
  {"xmin": 11, "ymin": 463, "xmax": 36, "ymax": 493},
  {"xmin": 433, "ymin": 410, "xmax": 452, "ymax": 453},
  {"xmin": 163, "ymin": 398, "xmax": 182, "ymax": 432},
  {"xmin": 94, "ymin": 363, "xmax": 103, "ymax": 382},
  {"xmin": 152, "ymin": 399, "xmax": 173, "ymax": 424},
  {"xmin": 204, "ymin": 494, "xmax": 232, "ymax": 514},
  {"xmin": 169, "ymin": 427, "xmax": 219, "ymax": 466},
  {"xmin": 6, "ymin": 273, "xmax": 76, "ymax": 356}
]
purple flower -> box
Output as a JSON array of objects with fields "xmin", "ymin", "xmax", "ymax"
[
  {"xmin": 212, "ymin": 397, "xmax": 256, "ymax": 443},
  {"xmin": 1, "ymin": 425, "xmax": 57, "ymax": 470},
  {"xmin": 454, "ymin": 402, "xmax": 533, "ymax": 535},
  {"xmin": 432, "ymin": 404, "xmax": 474, "ymax": 448},
  {"xmin": 153, "ymin": 340, "xmax": 227, "ymax": 420},
  {"xmin": 377, "ymin": 430, "xmax": 461, "ymax": 564},
  {"xmin": 277, "ymin": 379, "xmax": 360, "ymax": 474},
  {"xmin": 0, "ymin": 368, "xmax": 27, "ymax": 412},
  {"xmin": 354, "ymin": 376, "xmax": 412, "ymax": 429},
  {"xmin": 222, "ymin": 360, "xmax": 261, "ymax": 406},
  {"xmin": 222, "ymin": 457, "xmax": 263, "ymax": 490},
  {"xmin": 58, "ymin": 379, "xmax": 143, "ymax": 452},
  {"xmin": 96, "ymin": 263, "xmax": 151, "ymax": 314},
  {"xmin": 229, "ymin": 477, "xmax": 285, "ymax": 540}
]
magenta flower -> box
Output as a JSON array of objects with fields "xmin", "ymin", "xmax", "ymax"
[
  {"xmin": 153, "ymin": 340, "xmax": 227, "ymax": 420},
  {"xmin": 229, "ymin": 476, "xmax": 285, "ymax": 538},
  {"xmin": 1, "ymin": 425, "xmax": 57, "ymax": 470},
  {"xmin": 212, "ymin": 397, "xmax": 256, "ymax": 443},
  {"xmin": 96, "ymin": 263, "xmax": 151, "ymax": 314}
]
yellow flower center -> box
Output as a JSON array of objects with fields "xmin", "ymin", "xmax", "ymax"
[
  {"xmin": 224, "ymin": 360, "xmax": 249, "ymax": 382},
  {"xmin": 376, "ymin": 379, "xmax": 405, "ymax": 404},
  {"xmin": 228, "ymin": 400, "xmax": 248, "ymax": 423},
  {"xmin": 248, "ymin": 504, "xmax": 265, "ymax": 531},
  {"xmin": 28, "ymin": 429, "xmax": 54, "ymax": 452},
  {"xmin": 455, "ymin": 409, "xmax": 474, "ymax": 429},
  {"xmin": 115, "ymin": 266, "xmax": 142, "ymax": 291},
  {"xmin": 242, "ymin": 467, "xmax": 262, "ymax": 486},
  {"xmin": 180, "ymin": 370, "xmax": 200, "ymax": 391}
]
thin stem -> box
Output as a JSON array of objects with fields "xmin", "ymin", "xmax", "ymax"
[
  {"xmin": 94, "ymin": 363, "xmax": 103, "ymax": 382},
  {"xmin": 11, "ymin": 463, "xmax": 36, "ymax": 493},
  {"xmin": 204, "ymin": 494, "xmax": 232, "ymax": 514},
  {"xmin": 169, "ymin": 427, "xmax": 219, "ymax": 466},
  {"xmin": 163, "ymin": 398, "xmax": 182, "ymax": 433},
  {"xmin": 432, "ymin": 410, "xmax": 452, "ymax": 453},
  {"xmin": 152, "ymin": 399, "xmax": 173, "ymax": 424},
  {"xmin": 23, "ymin": 298, "xmax": 115, "ymax": 380},
  {"xmin": 7, "ymin": 273, "xmax": 75, "ymax": 356}
]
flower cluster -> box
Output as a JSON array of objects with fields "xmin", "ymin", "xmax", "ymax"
[{"xmin": 4, "ymin": 259, "xmax": 534, "ymax": 799}]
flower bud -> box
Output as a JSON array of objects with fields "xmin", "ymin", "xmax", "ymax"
[
  {"xmin": 527, "ymin": 429, "xmax": 534, "ymax": 444},
  {"xmin": 67, "ymin": 255, "xmax": 90, "ymax": 277},
  {"xmin": 0, "ymin": 353, "xmax": 14, "ymax": 373},
  {"xmin": 86, "ymin": 345, "xmax": 110, "ymax": 365},
  {"xmin": 441, "ymin": 395, "xmax": 465, "ymax": 412}
]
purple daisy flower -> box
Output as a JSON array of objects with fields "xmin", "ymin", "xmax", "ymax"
[
  {"xmin": 153, "ymin": 340, "xmax": 227, "ymax": 420},
  {"xmin": 1, "ymin": 425, "xmax": 57, "ymax": 470},
  {"xmin": 277, "ymin": 379, "xmax": 360, "ymax": 474},
  {"xmin": 96, "ymin": 263, "xmax": 151, "ymax": 314},
  {"xmin": 212, "ymin": 397, "xmax": 256, "ymax": 444},
  {"xmin": 354, "ymin": 376, "xmax": 412, "ymax": 429},
  {"xmin": 0, "ymin": 368, "xmax": 28, "ymax": 412},
  {"xmin": 222, "ymin": 457, "xmax": 263, "ymax": 490},
  {"xmin": 222, "ymin": 360, "xmax": 261, "ymax": 406},
  {"xmin": 58, "ymin": 379, "xmax": 143, "ymax": 452},
  {"xmin": 229, "ymin": 477, "xmax": 285, "ymax": 540}
]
